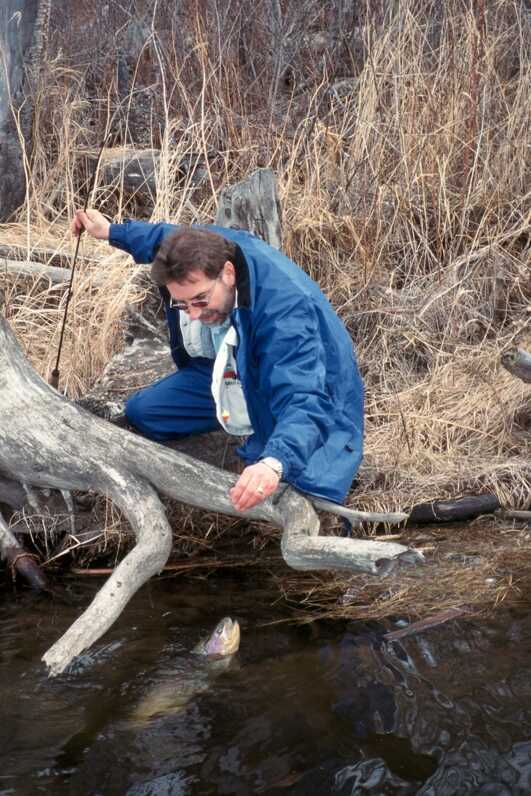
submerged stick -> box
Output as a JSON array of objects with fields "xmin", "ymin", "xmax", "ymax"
[
  {"xmin": 68, "ymin": 556, "xmax": 268, "ymax": 576},
  {"xmin": 384, "ymin": 607, "xmax": 468, "ymax": 641}
]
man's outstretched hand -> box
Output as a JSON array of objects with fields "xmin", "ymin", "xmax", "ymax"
[
  {"xmin": 71, "ymin": 208, "xmax": 111, "ymax": 240},
  {"xmin": 230, "ymin": 462, "xmax": 280, "ymax": 512}
]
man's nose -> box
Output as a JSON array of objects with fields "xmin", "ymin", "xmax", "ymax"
[{"xmin": 187, "ymin": 305, "xmax": 203, "ymax": 320}]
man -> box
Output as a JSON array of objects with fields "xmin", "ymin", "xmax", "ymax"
[{"xmin": 72, "ymin": 209, "xmax": 364, "ymax": 513}]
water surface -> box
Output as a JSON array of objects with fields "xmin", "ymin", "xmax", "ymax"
[{"xmin": 2, "ymin": 572, "xmax": 531, "ymax": 795}]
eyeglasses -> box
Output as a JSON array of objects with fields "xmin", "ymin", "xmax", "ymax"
[{"xmin": 168, "ymin": 278, "xmax": 219, "ymax": 311}]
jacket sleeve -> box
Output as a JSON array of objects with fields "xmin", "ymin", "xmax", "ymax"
[
  {"xmin": 109, "ymin": 220, "xmax": 180, "ymax": 263},
  {"xmin": 254, "ymin": 297, "xmax": 335, "ymax": 481}
]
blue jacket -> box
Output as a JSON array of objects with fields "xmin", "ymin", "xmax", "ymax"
[{"xmin": 109, "ymin": 221, "xmax": 364, "ymax": 503}]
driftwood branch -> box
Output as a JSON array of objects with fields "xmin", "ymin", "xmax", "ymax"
[
  {"xmin": 42, "ymin": 475, "xmax": 173, "ymax": 674},
  {"xmin": 312, "ymin": 498, "xmax": 408, "ymax": 526},
  {"xmin": 0, "ymin": 308, "xmax": 422, "ymax": 675},
  {"xmin": 281, "ymin": 490, "xmax": 417, "ymax": 576},
  {"xmin": 501, "ymin": 347, "xmax": 531, "ymax": 383}
]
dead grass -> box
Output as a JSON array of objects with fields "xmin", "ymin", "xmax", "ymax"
[{"xmin": 1, "ymin": 0, "xmax": 529, "ymax": 621}]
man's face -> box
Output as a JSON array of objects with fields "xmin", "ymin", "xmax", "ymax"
[{"xmin": 167, "ymin": 262, "xmax": 236, "ymax": 326}]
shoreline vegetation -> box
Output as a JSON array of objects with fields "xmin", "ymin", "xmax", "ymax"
[{"xmin": 1, "ymin": 0, "xmax": 529, "ymax": 624}]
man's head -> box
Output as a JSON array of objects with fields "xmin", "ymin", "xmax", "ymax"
[{"xmin": 151, "ymin": 228, "xmax": 237, "ymax": 326}]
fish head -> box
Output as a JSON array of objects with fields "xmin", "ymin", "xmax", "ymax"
[{"xmin": 199, "ymin": 617, "xmax": 240, "ymax": 658}]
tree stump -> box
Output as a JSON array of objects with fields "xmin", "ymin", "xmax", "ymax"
[{"xmin": 215, "ymin": 168, "xmax": 282, "ymax": 250}]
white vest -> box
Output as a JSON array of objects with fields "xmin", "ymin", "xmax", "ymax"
[
  {"xmin": 210, "ymin": 326, "xmax": 253, "ymax": 436},
  {"xmin": 179, "ymin": 315, "xmax": 253, "ymax": 436}
]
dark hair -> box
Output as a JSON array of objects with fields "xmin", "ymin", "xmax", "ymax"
[{"xmin": 150, "ymin": 227, "xmax": 236, "ymax": 285}]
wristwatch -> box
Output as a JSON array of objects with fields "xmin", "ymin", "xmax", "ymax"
[{"xmin": 259, "ymin": 457, "xmax": 283, "ymax": 480}]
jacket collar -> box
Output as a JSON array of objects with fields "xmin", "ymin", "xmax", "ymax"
[{"xmin": 233, "ymin": 244, "xmax": 251, "ymax": 309}]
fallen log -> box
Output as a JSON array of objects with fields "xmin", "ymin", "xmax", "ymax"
[
  {"xmin": 1, "ymin": 257, "xmax": 150, "ymax": 285},
  {"xmin": 407, "ymin": 494, "xmax": 501, "ymax": 525},
  {"xmin": 1, "ymin": 258, "xmax": 81, "ymax": 284},
  {"xmin": 0, "ymin": 305, "xmax": 422, "ymax": 674},
  {"xmin": 0, "ymin": 244, "xmax": 93, "ymax": 268},
  {"xmin": 501, "ymin": 347, "xmax": 531, "ymax": 384}
]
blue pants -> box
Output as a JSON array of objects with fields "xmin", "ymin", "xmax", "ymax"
[{"xmin": 125, "ymin": 359, "xmax": 222, "ymax": 441}]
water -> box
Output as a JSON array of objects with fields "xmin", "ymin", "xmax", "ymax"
[{"xmin": 3, "ymin": 572, "xmax": 531, "ymax": 795}]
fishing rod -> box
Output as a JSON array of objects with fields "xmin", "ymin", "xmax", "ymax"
[{"xmin": 49, "ymin": 135, "xmax": 109, "ymax": 391}]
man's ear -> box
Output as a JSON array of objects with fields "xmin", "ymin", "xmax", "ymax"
[{"xmin": 223, "ymin": 260, "xmax": 236, "ymax": 286}]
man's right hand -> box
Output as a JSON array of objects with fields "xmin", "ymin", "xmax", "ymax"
[{"xmin": 71, "ymin": 208, "xmax": 111, "ymax": 240}]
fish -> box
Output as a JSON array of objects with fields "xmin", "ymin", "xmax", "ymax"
[
  {"xmin": 193, "ymin": 616, "xmax": 240, "ymax": 657},
  {"xmin": 129, "ymin": 617, "xmax": 240, "ymax": 725}
]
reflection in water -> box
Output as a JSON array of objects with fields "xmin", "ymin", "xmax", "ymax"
[{"xmin": 2, "ymin": 576, "xmax": 531, "ymax": 794}]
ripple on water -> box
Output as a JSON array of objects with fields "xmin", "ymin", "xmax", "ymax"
[{"xmin": 3, "ymin": 580, "xmax": 531, "ymax": 794}]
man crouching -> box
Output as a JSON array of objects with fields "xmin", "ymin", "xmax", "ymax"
[{"xmin": 72, "ymin": 209, "xmax": 364, "ymax": 512}]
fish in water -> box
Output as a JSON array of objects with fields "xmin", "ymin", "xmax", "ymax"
[
  {"xmin": 130, "ymin": 617, "xmax": 240, "ymax": 725},
  {"xmin": 193, "ymin": 616, "xmax": 240, "ymax": 657}
]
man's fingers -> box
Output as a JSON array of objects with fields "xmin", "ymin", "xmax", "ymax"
[
  {"xmin": 229, "ymin": 476, "xmax": 248, "ymax": 504},
  {"xmin": 70, "ymin": 208, "xmax": 110, "ymax": 240},
  {"xmin": 230, "ymin": 476, "xmax": 258, "ymax": 510},
  {"xmin": 229, "ymin": 463, "xmax": 281, "ymax": 512},
  {"xmin": 71, "ymin": 210, "xmax": 84, "ymax": 235},
  {"xmin": 72, "ymin": 209, "xmax": 89, "ymax": 236},
  {"xmin": 230, "ymin": 470, "xmax": 278, "ymax": 512}
]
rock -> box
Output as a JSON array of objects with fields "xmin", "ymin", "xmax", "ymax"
[
  {"xmin": 99, "ymin": 148, "xmax": 208, "ymax": 206},
  {"xmin": 102, "ymin": 148, "xmax": 159, "ymax": 200}
]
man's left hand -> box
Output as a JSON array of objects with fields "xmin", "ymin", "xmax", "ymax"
[{"xmin": 230, "ymin": 462, "xmax": 280, "ymax": 512}]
